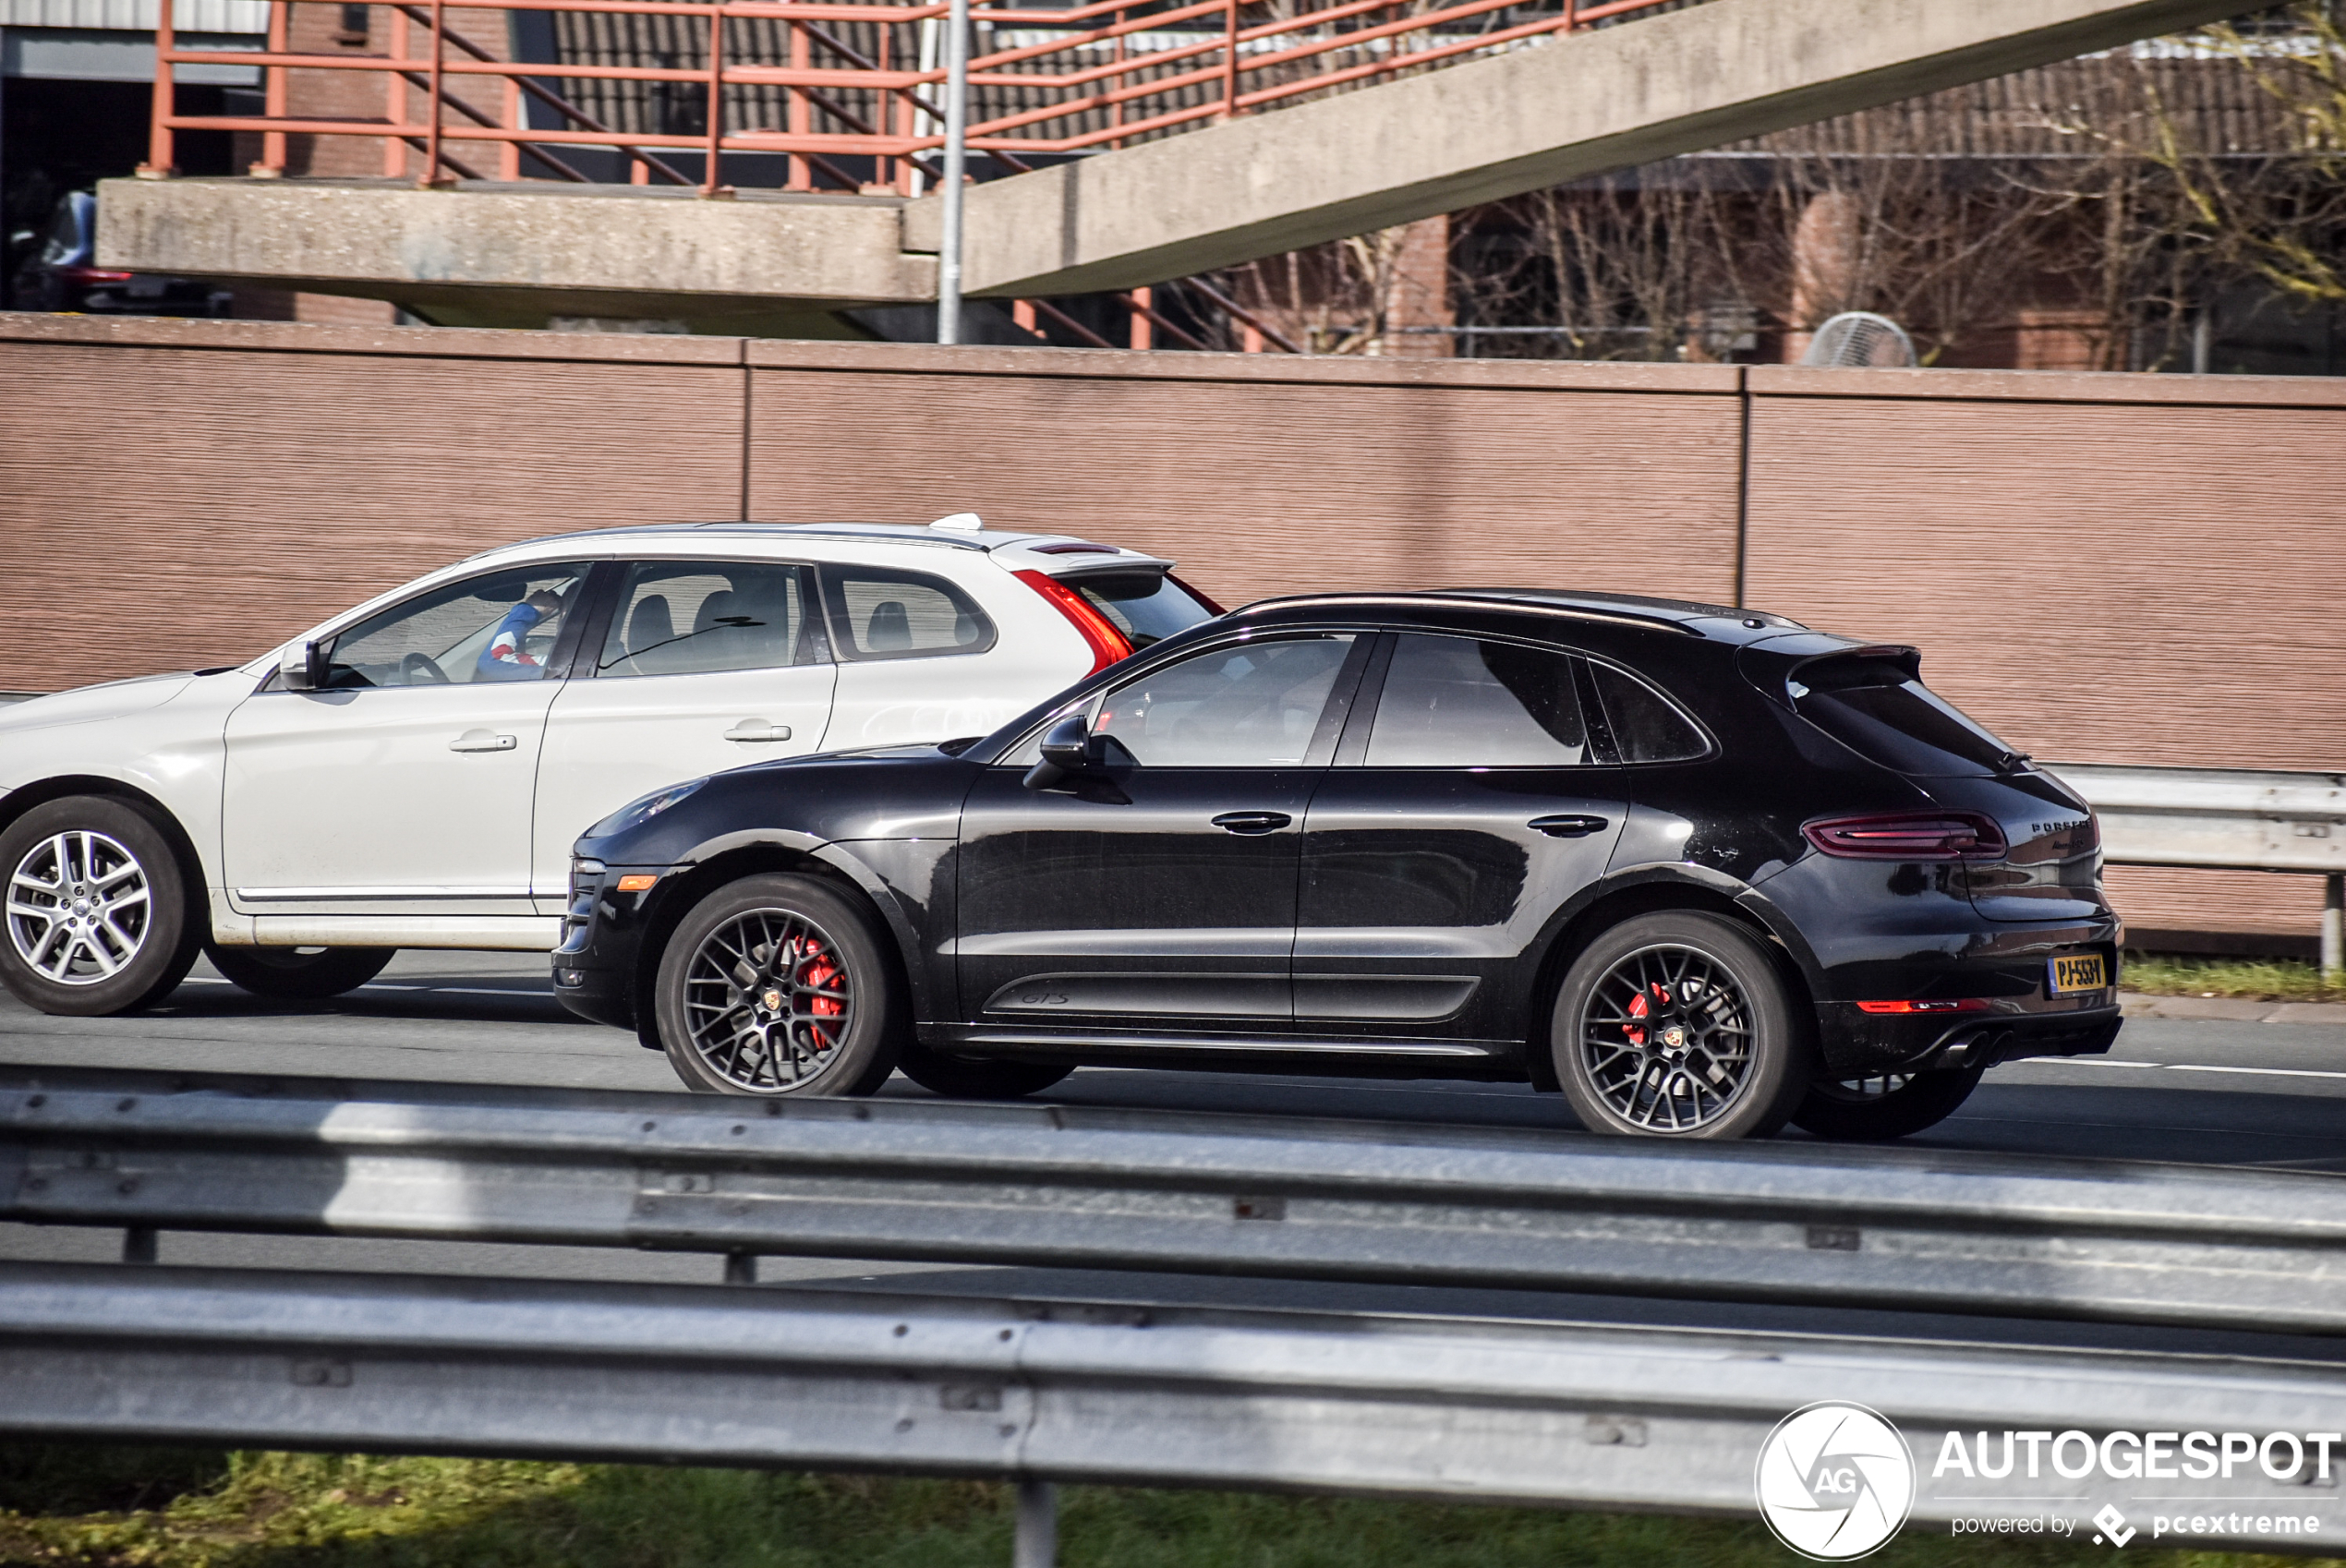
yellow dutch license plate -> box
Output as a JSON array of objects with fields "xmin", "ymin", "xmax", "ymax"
[{"xmin": 2048, "ymin": 953, "xmax": 2109, "ymax": 995}]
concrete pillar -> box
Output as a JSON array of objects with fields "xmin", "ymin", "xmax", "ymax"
[
  {"xmin": 1784, "ymin": 188, "xmax": 1859, "ymax": 363},
  {"xmin": 1381, "ymin": 214, "xmax": 1453, "ymax": 358}
]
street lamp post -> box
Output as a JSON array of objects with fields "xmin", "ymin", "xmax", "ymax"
[{"xmin": 936, "ymin": 0, "xmax": 971, "ymax": 344}]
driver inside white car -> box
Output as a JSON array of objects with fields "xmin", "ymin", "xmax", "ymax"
[{"xmin": 476, "ymin": 587, "xmax": 567, "ymax": 681}]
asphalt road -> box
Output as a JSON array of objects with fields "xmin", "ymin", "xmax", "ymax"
[{"xmin": 5, "ymin": 949, "xmax": 2343, "ymax": 1363}]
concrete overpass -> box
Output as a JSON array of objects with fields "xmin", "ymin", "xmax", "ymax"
[{"xmin": 100, "ymin": 0, "xmax": 2253, "ymax": 332}]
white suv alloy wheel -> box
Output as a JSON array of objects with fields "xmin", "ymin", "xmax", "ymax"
[{"xmin": 6, "ymin": 829, "xmax": 151, "ymax": 984}]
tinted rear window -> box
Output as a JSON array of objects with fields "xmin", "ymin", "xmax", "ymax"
[
  {"xmin": 1068, "ymin": 572, "xmax": 1215, "ymax": 648},
  {"xmin": 1794, "ymin": 676, "xmax": 2016, "ymax": 776}
]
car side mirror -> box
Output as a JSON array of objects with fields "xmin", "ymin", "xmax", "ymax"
[
  {"xmin": 1024, "ymin": 714, "xmax": 1101, "ymax": 791},
  {"xmin": 1039, "ymin": 714, "xmax": 1094, "ymax": 772},
  {"xmin": 279, "ymin": 638, "xmax": 327, "ymax": 692}
]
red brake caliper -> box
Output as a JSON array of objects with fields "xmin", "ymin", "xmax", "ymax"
[
  {"xmin": 802, "ymin": 942, "xmax": 842, "ymax": 1049},
  {"xmin": 1625, "ymin": 986, "xmax": 1675, "ymax": 1049}
]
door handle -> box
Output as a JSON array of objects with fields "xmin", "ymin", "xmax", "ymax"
[
  {"xmin": 449, "ymin": 730, "xmax": 517, "ymax": 753},
  {"xmin": 1529, "ymin": 814, "xmax": 1610, "ymax": 838},
  {"xmin": 724, "ymin": 720, "xmax": 793, "ymax": 743},
  {"xmin": 1211, "ymin": 811, "xmax": 1292, "ymax": 836}
]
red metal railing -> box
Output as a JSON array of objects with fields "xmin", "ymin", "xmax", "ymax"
[{"xmin": 142, "ymin": 0, "xmax": 1685, "ymax": 197}]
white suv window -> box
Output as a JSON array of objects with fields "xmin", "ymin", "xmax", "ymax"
[
  {"xmin": 596, "ymin": 561, "xmax": 819, "ymax": 679},
  {"xmin": 324, "ymin": 562, "xmax": 590, "ymax": 688},
  {"xmin": 820, "ymin": 564, "xmax": 997, "ymax": 660}
]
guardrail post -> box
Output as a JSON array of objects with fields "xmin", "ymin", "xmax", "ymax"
[
  {"xmin": 137, "ymin": 0, "xmax": 178, "ymax": 176},
  {"xmin": 385, "ymin": 4, "xmax": 409, "ymax": 175},
  {"xmin": 2324, "ymin": 873, "xmax": 2342, "ymax": 984},
  {"xmin": 420, "ymin": 0, "xmax": 448, "ymax": 186},
  {"xmin": 701, "ymin": 1, "xmax": 727, "ymax": 196},
  {"xmin": 723, "ymin": 1250, "xmax": 757, "ymax": 1285},
  {"xmin": 251, "ymin": 0, "xmax": 289, "ymax": 175},
  {"xmin": 1013, "ymin": 1480, "xmax": 1056, "ymax": 1568},
  {"xmin": 786, "ymin": 15, "xmax": 810, "ymax": 190},
  {"xmin": 122, "ymin": 1226, "xmax": 157, "ymax": 1264},
  {"xmin": 1219, "ymin": 0, "xmax": 1237, "ymax": 118}
]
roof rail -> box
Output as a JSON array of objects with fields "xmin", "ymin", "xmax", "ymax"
[{"xmin": 1236, "ymin": 591, "xmax": 1704, "ymax": 635}]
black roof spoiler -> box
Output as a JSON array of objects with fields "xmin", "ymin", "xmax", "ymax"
[
  {"xmin": 1792, "ymin": 645, "xmax": 1922, "ymax": 686},
  {"xmin": 1736, "ymin": 639, "xmax": 1922, "ymax": 708}
]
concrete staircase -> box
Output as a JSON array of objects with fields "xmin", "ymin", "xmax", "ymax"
[{"xmin": 101, "ymin": 0, "xmax": 2253, "ymax": 332}]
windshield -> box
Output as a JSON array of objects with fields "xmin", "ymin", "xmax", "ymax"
[
  {"xmin": 1793, "ymin": 675, "xmax": 2021, "ymax": 777},
  {"xmin": 1067, "ymin": 571, "xmax": 1216, "ymax": 648}
]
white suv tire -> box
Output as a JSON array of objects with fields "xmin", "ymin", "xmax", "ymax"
[{"xmin": 0, "ymin": 795, "xmax": 201, "ymax": 1016}]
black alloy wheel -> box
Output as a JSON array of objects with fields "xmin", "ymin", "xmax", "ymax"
[
  {"xmin": 654, "ymin": 874, "xmax": 901, "ymax": 1097},
  {"xmin": 1792, "ymin": 1061, "xmax": 1987, "ymax": 1141},
  {"xmin": 0, "ymin": 795, "xmax": 200, "ymax": 1017},
  {"xmin": 205, "ymin": 943, "xmax": 396, "ymax": 1000},
  {"xmin": 897, "ymin": 1045, "xmax": 1074, "ymax": 1101},
  {"xmin": 1553, "ymin": 911, "xmax": 1808, "ymax": 1140}
]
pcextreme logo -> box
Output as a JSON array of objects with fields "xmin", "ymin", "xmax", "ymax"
[{"xmin": 1755, "ymin": 1402, "xmax": 1917, "ymax": 1561}]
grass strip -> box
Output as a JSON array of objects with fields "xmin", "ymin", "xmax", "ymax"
[
  {"xmin": 2122, "ymin": 951, "xmax": 2342, "ymax": 1005},
  {"xmin": 1, "ymin": 1447, "xmax": 2339, "ymax": 1568}
]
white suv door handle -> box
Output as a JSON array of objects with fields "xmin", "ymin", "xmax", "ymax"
[
  {"xmin": 450, "ymin": 729, "xmax": 518, "ymax": 753},
  {"xmin": 724, "ymin": 720, "xmax": 792, "ymax": 743}
]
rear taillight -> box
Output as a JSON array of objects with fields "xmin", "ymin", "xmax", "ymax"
[
  {"xmin": 1802, "ymin": 811, "xmax": 2008, "ymax": 861},
  {"xmin": 1854, "ymin": 998, "xmax": 1991, "ymax": 1015},
  {"xmin": 1013, "ymin": 569, "xmax": 1134, "ymax": 674},
  {"xmin": 59, "ymin": 266, "xmax": 134, "ymax": 283}
]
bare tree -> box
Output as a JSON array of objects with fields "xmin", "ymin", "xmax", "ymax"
[
  {"xmin": 1180, "ymin": 7, "xmax": 2342, "ymax": 368},
  {"xmin": 2151, "ymin": 4, "xmax": 2346, "ymax": 306}
]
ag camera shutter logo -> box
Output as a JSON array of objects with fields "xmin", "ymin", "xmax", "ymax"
[{"xmin": 1755, "ymin": 1401, "xmax": 1917, "ymax": 1561}]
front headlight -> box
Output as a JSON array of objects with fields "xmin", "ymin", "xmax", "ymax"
[{"xmin": 588, "ymin": 778, "xmax": 707, "ymax": 838}]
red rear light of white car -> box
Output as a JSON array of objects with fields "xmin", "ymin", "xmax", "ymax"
[
  {"xmin": 1013, "ymin": 569, "xmax": 1134, "ymax": 674},
  {"xmin": 1802, "ymin": 811, "xmax": 2008, "ymax": 861}
]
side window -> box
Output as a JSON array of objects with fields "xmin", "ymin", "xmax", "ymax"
[
  {"xmin": 598, "ymin": 561, "xmax": 816, "ymax": 679},
  {"xmin": 1365, "ymin": 633, "xmax": 1588, "ymax": 766},
  {"xmin": 1590, "ymin": 662, "xmax": 1710, "ymax": 763},
  {"xmin": 821, "ymin": 566, "xmax": 996, "ymax": 661},
  {"xmin": 323, "ymin": 561, "xmax": 591, "ymax": 688},
  {"xmin": 1091, "ymin": 634, "xmax": 1355, "ymax": 767}
]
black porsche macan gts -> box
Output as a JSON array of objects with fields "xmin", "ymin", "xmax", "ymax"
[{"xmin": 554, "ymin": 588, "xmax": 2121, "ymax": 1140}]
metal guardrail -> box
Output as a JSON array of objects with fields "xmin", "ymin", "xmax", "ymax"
[
  {"xmin": 9, "ymin": 1068, "xmax": 2346, "ymax": 1334},
  {"xmin": 2053, "ymin": 763, "xmax": 2346, "ymax": 875},
  {"xmin": 9, "ymin": 1070, "xmax": 2346, "ymax": 1555},
  {"xmin": 2050, "ymin": 762, "xmax": 2346, "ymax": 975},
  {"xmin": 5, "ymin": 1260, "xmax": 2345, "ymax": 1551}
]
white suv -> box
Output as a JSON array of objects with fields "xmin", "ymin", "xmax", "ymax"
[{"xmin": 0, "ymin": 518, "xmax": 1217, "ymax": 1017}]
